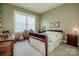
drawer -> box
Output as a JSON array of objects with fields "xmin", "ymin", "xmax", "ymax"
[
  {"xmin": 0, "ymin": 42, "xmax": 11, "ymax": 47},
  {"xmin": 0, "ymin": 52, "xmax": 12, "ymax": 56},
  {"xmin": 0, "ymin": 47, "xmax": 12, "ymax": 56},
  {"xmin": 0, "ymin": 47, "xmax": 11, "ymax": 51},
  {"xmin": 0, "ymin": 40, "xmax": 14, "ymax": 56}
]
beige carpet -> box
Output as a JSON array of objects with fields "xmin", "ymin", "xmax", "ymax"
[
  {"xmin": 14, "ymin": 40, "xmax": 43, "ymax": 56},
  {"xmin": 14, "ymin": 40, "xmax": 79, "ymax": 56},
  {"xmin": 50, "ymin": 43, "xmax": 79, "ymax": 56}
]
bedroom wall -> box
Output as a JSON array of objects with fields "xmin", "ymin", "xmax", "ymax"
[
  {"xmin": 41, "ymin": 3, "xmax": 79, "ymax": 45},
  {"xmin": 2, "ymin": 3, "xmax": 41, "ymax": 34}
]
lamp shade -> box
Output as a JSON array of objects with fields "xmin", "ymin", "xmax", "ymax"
[{"xmin": 73, "ymin": 27, "xmax": 78, "ymax": 33}]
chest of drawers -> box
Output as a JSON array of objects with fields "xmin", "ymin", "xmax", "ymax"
[
  {"xmin": 67, "ymin": 34, "xmax": 78, "ymax": 47},
  {"xmin": 0, "ymin": 40, "xmax": 14, "ymax": 56}
]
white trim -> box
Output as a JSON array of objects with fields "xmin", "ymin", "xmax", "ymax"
[{"xmin": 14, "ymin": 10, "xmax": 36, "ymax": 18}]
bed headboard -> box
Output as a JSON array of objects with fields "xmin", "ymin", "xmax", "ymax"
[{"xmin": 47, "ymin": 30, "xmax": 63, "ymax": 33}]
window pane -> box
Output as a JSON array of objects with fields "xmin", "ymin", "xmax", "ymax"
[
  {"xmin": 27, "ymin": 16, "xmax": 35, "ymax": 31},
  {"xmin": 15, "ymin": 13, "xmax": 26, "ymax": 32}
]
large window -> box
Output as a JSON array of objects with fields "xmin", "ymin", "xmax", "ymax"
[{"xmin": 14, "ymin": 11, "xmax": 36, "ymax": 32}]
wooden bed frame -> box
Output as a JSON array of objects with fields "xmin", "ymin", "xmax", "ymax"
[
  {"xmin": 30, "ymin": 33, "xmax": 48, "ymax": 56},
  {"xmin": 30, "ymin": 30, "xmax": 63, "ymax": 56}
]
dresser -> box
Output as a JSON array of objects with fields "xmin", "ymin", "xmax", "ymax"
[
  {"xmin": 0, "ymin": 40, "xmax": 14, "ymax": 56},
  {"xmin": 67, "ymin": 34, "xmax": 78, "ymax": 47}
]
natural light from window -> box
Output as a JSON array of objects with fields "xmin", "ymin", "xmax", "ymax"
[{"xmin": 14, "ymin": 11, "xmax": 36, "ymax": 33}]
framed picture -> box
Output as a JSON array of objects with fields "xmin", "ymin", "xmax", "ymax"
[{"xmin": 50, "ymin": 21, "xmax": 60, "ymax": 28}]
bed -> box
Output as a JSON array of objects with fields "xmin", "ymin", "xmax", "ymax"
[{"xmin": 29, "ymin": 30, "xmax": 63, "ymax": 56}]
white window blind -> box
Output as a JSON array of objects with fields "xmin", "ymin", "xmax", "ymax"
[
  {"xmin": 14, "ymin": 11, "xmax": 36, "ymax": 33},
  {"xmin": 27, "ymin": 16, "xmax": 35, "ymax": 31}
]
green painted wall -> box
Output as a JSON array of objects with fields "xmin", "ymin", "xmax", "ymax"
[
  {"xmin": 41, "ymin": 4, "xmax": 79, "ymax": 34},
  {"xmin": 2, "ymin": 3, "xmax": 41, "ymax": 33},
  {"xmin": 41, "ymin": 3, "xmax": 79, "ymax": 45}
]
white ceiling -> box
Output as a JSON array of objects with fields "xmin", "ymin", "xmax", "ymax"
[{"xmin": 10, "ymin": 3, "xmax": 63, "ymax": 14}]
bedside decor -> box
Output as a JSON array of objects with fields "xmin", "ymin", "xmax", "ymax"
[
  {"xmin": 72, "ymin": 27, "xmax": 78, "ymax": 35},
  {"xmin": 67, "ymin": 26, "xmax": 79, "ymax": 47},
  {"xmin": 67, "ymin": 34, "xmax": 78, "ymax": 47}
]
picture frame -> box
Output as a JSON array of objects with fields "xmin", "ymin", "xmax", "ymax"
[{"xmin": 50, "ymin": 21, "xmax": 60, "ymax": 28}]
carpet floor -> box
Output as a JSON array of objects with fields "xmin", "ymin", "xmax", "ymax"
[
  {"xmin": 50, "ymin": 43, "xmax": 79, "ymax": 56},
  {"xmin": 14, "ymin": 40, "xmax": 79, "ymax": 56}
]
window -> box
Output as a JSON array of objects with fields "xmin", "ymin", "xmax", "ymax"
[
  {"xmin": 15, "ymin": 13, "xmax": 27, "ymax": 32},
  {"xmin": 14, "ymin": 11, "xmax": 36, "ymax": 33},
  {"xmin": 27, "ymin": 16, "xmax": 35, "ymax": 31}
]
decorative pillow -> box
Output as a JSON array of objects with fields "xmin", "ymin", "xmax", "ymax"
[{"xmin": 19, "ymin": 35, "xmax": 24, "ymax": 40}]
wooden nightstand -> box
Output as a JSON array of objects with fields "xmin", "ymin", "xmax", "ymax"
[{"xmin": 67, "ymin": 34, "xmax": 78, "ymax": 47}]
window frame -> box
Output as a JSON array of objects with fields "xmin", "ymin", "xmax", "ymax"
[{"xmin": 14, "ymin": 11, "xmax": 36, "ymax": 33}]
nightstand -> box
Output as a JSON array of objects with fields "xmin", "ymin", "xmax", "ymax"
[{"xmin": 67, "ymin": 34, "xmax": 78, "ymax": 47}]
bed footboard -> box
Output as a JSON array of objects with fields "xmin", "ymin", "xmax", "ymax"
[{"xmin": 30, "ymin": 33, "xmax": 48, "ymax": 56}]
